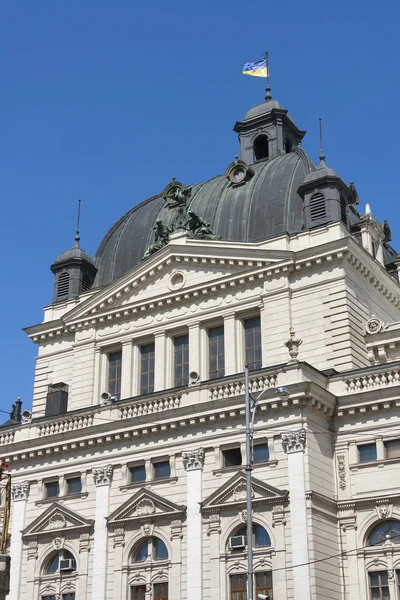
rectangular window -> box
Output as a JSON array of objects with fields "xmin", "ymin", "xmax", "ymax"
[
  {"xmin": 174, "ymin": 335, "xmax": 189, "ymax": 387},
  {"xmin": 140, "ymin": 343, "xmax": 155, "ymax": 395},
  {"xmin": 154, "ymin": 583, "xmax": 168, "ymax": 600},
  {"xmin": 130, "ymin": 465, "xmax": 146, "ymax": 483},
  {"xmin": 209, "ymin": 326, "xmax": 225, "ymax": 379},
  {"xmin": 154, "ymin": 460, "xmax": 171, "ymax": 479},
  {"xmin": 42, "ymin": 596, "xmax": 56, "ymax": 600},
  {"xmin": 131, "ymin": 586, "xmax": 146, "ymax": 600},
  {"xmin": 108, "ymin": 351, "xmax": 122, "ymax": 400},
  {"xmin": 255, "ymin": 571, "xmax": 273, "ymax": 598},
  {"xmin": 358, "ymin": 443, "xmax": 377, "ymax": 463},
  {"xmin": 223, "ymin": 447, "xmax": 242, "ymax": 468},
  {"xmin": 66, "ymin": 477, "xmax": 82, "ymax": 495},
  {"xmin": 384, "ymin": 439, "xmax": 400, "ymax": 459},
  {"xmin": 45, "ymin": 481, "xmax": 59, "ymax": 498},
  {"xmin": 62, "ymin": 595, "xmax": 76, "ymax": 600},
  {"xmin": 230, "ymin": 574, "xmax": 247, "ymax": 600},
  {"xmin": 369, "ymin": 571, "xmax": 389, "ymax": 600},
  {"xmin": 244, "ymin": 316, "xmax": 262, "ymax": 371},
  {"xmin": 45, "ymin": 383, "xmax": 68, "ymax": 417},
  {"xmin": 254, "ymin": 442, "xmax": 269, "ymax": 463}
]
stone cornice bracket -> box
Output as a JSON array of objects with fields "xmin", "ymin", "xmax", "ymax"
[
  {"xmin": 281, "ymin": 428, "xmax": 306, "ymax": 453},
  {"xmin": 182, "ymin": 448, "xmax": 204, "ymax": 471},
  {"xmin": 11, "ymin": 480, "xmax": 29, "ymax": 501},
  {"xmin": 92, "ymin": 464, "xmax": 113, "ymax": 486}
]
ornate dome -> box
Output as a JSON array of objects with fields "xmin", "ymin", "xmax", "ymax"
[{"xmin": 94, "ymin": 147, "xmax": 316, "ymax": 287}]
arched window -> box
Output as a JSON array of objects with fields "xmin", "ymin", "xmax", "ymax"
[
  {"xmin": 368, "ymin": 521, "xmax": 400, "ymax": 546},
  {"xmin": 132, "ymin": 537, "xmax": 168, "ymax": 562},
  {"xmin": 57, "ymin": 272, "xmax": 70, "ymax": 298},
  {"xmin": 309, "ymin": 192, "xmax": 326, "ymax": 222},
  {"xmin": 284, "ymin": 138, "xmax": 292, "ymax": 153},
  {"xmin": 81, "ymin": 272, "xmax": 92, "ymax": 292},
  {"xmin": 253, "ymin": 135, "xmax": 269, "ymax": 161},
  {"xmin": 45, "ymin": 550, "xmax": 76, "ymax": 574},
  {"xmin": 228, "ymin": 524, "xmax": 271, "ymax": 550}
]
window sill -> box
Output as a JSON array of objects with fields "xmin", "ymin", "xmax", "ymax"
[
  {"xmin": 120, "ymin": 477, "xmax": 178, "ymax": 492},
  {"xmin": 213, "ymin": 460, "xmax": 277, "ymax": 477},
  {"xmin": 36, "ymin": 492, "xmax": 88, "ymax": 506},
  {"xmin": 350, "ymin": 456, "xmax": 400, "ymax": 470}
]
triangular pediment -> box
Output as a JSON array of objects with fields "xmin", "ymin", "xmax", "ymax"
[
  {"xmin": 201, "ymin": 472, "xmax": 288, "ymax": 514},
  {"xmin": 107, "ymin": 488, "xmax": 186, "ymax": 527},
  {"xmin": 61, "ymin": 241, "xmax": 291, "ymax": 326},
  {"xmin": 22, "ymin": 502, "xmax": 94, "ymax": 539}
]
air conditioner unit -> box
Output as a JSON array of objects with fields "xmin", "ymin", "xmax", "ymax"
[
  {"xmin": 60, "ymin": 559, "xmax": 76, "ymax": 572},
  {"xmin": 229, "ymin": 535, "xmax": 247, "ymax": 550}
]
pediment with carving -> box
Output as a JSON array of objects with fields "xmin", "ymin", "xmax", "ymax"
[
  {"xmin": 201, "ymin": 472, "xmax": 288, "ymax": 515},
  {"xmin": 22, "ymin": 502, "xmax": 94, "ymax": 540},
  {"xmin": 107, "ymin": 488, "xmax": 185, "ymax": 528}
]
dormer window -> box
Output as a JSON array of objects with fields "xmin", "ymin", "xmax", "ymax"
[
  {"xmin": 309, "ymin": 192, "xmax": 326, "ymax": 221},
  {"xmin": 81, "ymin": 272, "xmax": 92, "ymax": 292},
  {"xmin": 340, "ymin": 195, "xmax": 348, "ymax": 225},
  {"xmin": 253, "ymin": 135, "xmax": 269, "ymax": 161},
  {"xmin": 284, "ymin": 138, "xmax": 292, "ymax": 153},
  {"xmin": 57, "ymin": 272, "xmax": 70, "ymax": 299}
]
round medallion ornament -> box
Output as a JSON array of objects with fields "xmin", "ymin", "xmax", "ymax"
[
  {"xmin": 162, "ymin": 178, "xmax": 191, "ymax": 207},
  {"xmin": 225, "ymin": 158, "xmax": 254, "ymax": 187},
  {"xmin": 366, "ymin": 316, "xmax": 383, "ymax": 335}
]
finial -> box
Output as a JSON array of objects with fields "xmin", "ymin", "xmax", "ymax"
[
  {"xmin": 319, "ymin": 117, "xmax": 326, "ymax": 166},
  {"xmin": 234, "ymin": 155, "xmax": 239, "ymax": 164},
  {"xmin": 74, "ymin": 199, "xmax": 81, "ymax": 246},
  {"xmin": 365, "ymin": 203, "xmax": 372, "ymax": 216},
  {"xmin": 265, "ymin": 87, "xmax": 272, "ymax": 101},
  {"xmin": 285, "ymin": 327, "xmax": 302, "ymax": 364}
]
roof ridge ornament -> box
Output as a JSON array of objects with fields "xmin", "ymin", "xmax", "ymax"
[
  {"xmin": 74, "ymin": 199, "xmax": 81, "ymax": 247},
  {"xmin": 318, "ymin": 117, "xmax": 326, "ymax": 166}
]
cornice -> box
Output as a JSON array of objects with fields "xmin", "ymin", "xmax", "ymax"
[{"xmin": 338, "ymin": 493, "xmax": 400, "ymax": 511}]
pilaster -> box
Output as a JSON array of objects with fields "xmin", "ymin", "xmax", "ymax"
[
  {"xmin": 121, "ymin": 340, "xmax": 133, "ymax": 399},
  {"xmin": 188, "ymin": 322, "xmax": 201, "ymax": 382},
  {"xmin": 223, "ymin": 313, "xmax": 237, "ymax": 376},
  {"xmin": 154, "ymin": 331, "xmax": 166, "ymax": 391},
  {"xmin": 9, "ymin": 481, "xmax": 29, "ymax": 600},
  {"xmin": 182, "ymin": 448, "xmax": 204, "ymax": 600},
  {"xmin": 91, "ymin": 464, "xmax": 113, "ymax": 600},
  {"xmin": 281, "ymin": 429, "xmax": 311, "ymax": 600}
]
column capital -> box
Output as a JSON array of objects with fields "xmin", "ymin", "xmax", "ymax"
[
  {"xmin": 182, "ymin": 448, "xmax": 204, "ymax": 471},
  {"xmin": 11, "ymin": 481, "xmax": 29, "ymax": 501},
  {"xmin": 92, "ymin": 464, "xmax": 113, "ymax": 486},
  {"xmin": 281, "ymin": 428, "xmax": 306, "ymax": 453}
]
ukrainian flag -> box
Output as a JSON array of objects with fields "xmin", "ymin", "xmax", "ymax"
[{"xmin": 242, "ymin": 58, "xmax": 268, "ymax": 78}]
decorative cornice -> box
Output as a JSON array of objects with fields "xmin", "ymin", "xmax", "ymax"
[
  {"xmin": 11, "ymin": 480, "xmax": 29, "ymax": 501},
  {"xmin": 92, "ymin": 464, "xmax": 113, "ymax": 486},
  {"xmin": 182, "ymin": 448, "xmax": 204, "ymax": 471},
  {"xmin": 281, "ymin": 428, "xmax": 306, "ymax": 453}
]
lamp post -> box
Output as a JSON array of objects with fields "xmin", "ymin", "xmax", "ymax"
[{"xmin": 245, "ymin": 366, "xmax": 271, "ymax": 600}]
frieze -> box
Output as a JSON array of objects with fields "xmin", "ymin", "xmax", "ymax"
[
  {"xmin": 11, "ymin": 480, "xmax": 29, "ymax": 501},
  {"xmin": 281, "ymin": 428, "xmax": 306, "ymax": 453},
  {"xmin": 182, "ymin": 448, "xmax": 204, "ymax": 471},
  {"xmin": 92, "ymin": 464, "xmax": 113, "ymax": 486}
]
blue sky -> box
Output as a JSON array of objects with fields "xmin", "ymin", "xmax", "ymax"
[{"xmin": 1, "ymin": 0, "xmax": 399, "ymax": 416}]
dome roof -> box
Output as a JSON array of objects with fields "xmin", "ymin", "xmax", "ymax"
[
  {"xmin": 244, "ymin": 99, "xmax": 284, "ymax": 120},
  {"xmin": 303, "ymin": 160, "xmax": 338, "ymax": 183},
  {"xmin": 54, "ymin": 240, "xmax": 95, "ymax": 266},
  {"xmin": 94, "ymin": 148, "xmax": 316, "ymax": 287}
]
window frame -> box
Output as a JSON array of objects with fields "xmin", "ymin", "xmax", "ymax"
[
  {"xmin": 140, "ymin": 343, "xmax": 155, "ymax": 395},
  {"xmin": 358, "ymin": 442, "xmax": 377, "ymax": 463},
  {"xmin": 368, "ymin": 570, "xmax": 389, "ymax": 600},
  {"xmin": 129, "ymin": 464, "xmax": 147, "ymax": 484},
  {"xmin": 384, "ymin": 439, "xmax": 400, "ymax": 460},
  {"xmin": 108, "ymin": 350, "xmax": 122, "ymax": 400},
  {"xmin": 173, "ymin": 334, "xmax": 189, "ymax": 387},
  {"xmin": 253, "ymin": 442, "xmax": 270, "ymax": 464},
  {"xmin": 66, "ymin": 476, "xmax": 82, "ymax": 496},
  {"xmin": 243, "ymin": 316, "xmax": 262, "ymax": 372},
  {"xmin": 222, "ymin": 446, "xmax": 242, "ymax": 469},
  {"xmin": 44, "ymin": 480, "xmax": 60, "ymax": 499},
  {"xmin": 153, "ymin": 459, "xmax": 171, "ymax": 480},
  {"xmin": 208, "ymin": 325, "xmax": 225, "ymax": 380}
]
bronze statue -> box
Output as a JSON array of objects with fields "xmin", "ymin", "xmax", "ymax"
[
  {"xmin": 185, "ymin": 211, "xmax": 219, "ymax": 240},
  {"xmin": 166, "ymin": 186, "xmax": 192, "ymax": 207},
  {"xmin": 143, "ymin": 220, "xmax": 172, "ymax": 258}
]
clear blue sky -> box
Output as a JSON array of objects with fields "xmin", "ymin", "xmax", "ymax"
[{"xmin": 1, "ymin": 0, "xmax": 399, "ymax": 416}]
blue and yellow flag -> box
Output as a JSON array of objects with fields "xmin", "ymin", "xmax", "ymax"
[{"xmin": 242, "ymin": 59, "xmax": 268, "ymax": 78}]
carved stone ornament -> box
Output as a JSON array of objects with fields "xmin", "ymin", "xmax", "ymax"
[
  {"xmin": 238, "ymin": 510, "xmax": 247, "ymax": 523},
  {"xmin": 272, "ymin": 504, "xmax": 286, "ymax": 527},
  {"xmin": 376, "ymin": 504, "xmax": 392, "ymax": 519},
  {"xmin": 182, "ymin": 448, "xmax": 205, "ymax": 471},
  {"xmin": 48, "ymin": 513, "xmax": 66, "ymax": 530},
  {"xmin": 113, "ymin": 528, "xmax": 125, "ymax": 548},
  {"xmin": 233, "ymin": 482, "xmax": 254, "ymax": 502},
  {"xmin": 285, "ymin": 327, "xmax": 303, "ymax": 363},
  {"xmin": 53, "ymin": 537, "xmax": 64, "ymax": 550},
  {"xmin": 207, "ymin": 514, "xmax": 221, "ymax": 536},
  {"xmin": 170, "ymin": 520, "xmax": 183, "ymax": 540},
  {"xmin": 281, "ymin": 428, "xmax": 306, "ymax": 453},
  {"xmin": 11, "ymin": 480, "xmax": 29, "ymax": 501},
  {"xmin": 27, "ymin": 540, "xmax": 38, "ymax": 560},
  {"xmin": 337, "ymin": 455, "xmax": 347, "ymax": 490},
  {"xmin": 141, "ymin": 523, "xmax": 154, "ymax": 537},
  {"xmin": 79, "ymin": 532, "xmax": 91, "ymax": 553},
  {"xmin": 225, "ymin": 157, "xmax": 254, "ymax": 187},
  {"xmin": 366, "ymin": 315, "xmax": 389, "ymax": 335},
  {"xmin": 92, "ymin": 464, "xmax": 113, "ymax": 486},
  {"xmin": 134, "ymin": 499, "xmax": 155, "ymax": 517}
]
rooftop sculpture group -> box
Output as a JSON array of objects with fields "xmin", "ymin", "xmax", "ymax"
[{"xmin": 143, "ymin": 180, "xmax": 219, "ymax": 258}]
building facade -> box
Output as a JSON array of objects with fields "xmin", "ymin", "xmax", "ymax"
[{"xmin": 2, "ymin": 90, "xmax": 400, "ymax": 600}]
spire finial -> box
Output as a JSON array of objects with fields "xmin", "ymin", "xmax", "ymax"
[
  {"xmin": 74, "ymin": 199, "xmax": 81, "ymax": 246},
  {"xmin": 319, "ymin": 117, "xmax": 326, "ymax": 166},
  {"xmin": 264, "ymin": 51, "xmax": 272, "ymax": 101}
]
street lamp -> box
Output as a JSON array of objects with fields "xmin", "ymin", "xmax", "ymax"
[{"xmin": 245, "ymin": 366, "xmax": 271, "ymax": 600}]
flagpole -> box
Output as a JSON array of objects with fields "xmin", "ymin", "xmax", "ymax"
[{"xmin": 265, "ymin": 51, "xmax": 271, "ymax": 101}]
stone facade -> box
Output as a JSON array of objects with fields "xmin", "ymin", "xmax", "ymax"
[{"xmin": 3, "ymin": 101, "xmax": 400, "ymax": 600}]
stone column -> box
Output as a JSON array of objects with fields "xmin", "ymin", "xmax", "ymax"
[
  {"xmin": 131, "ymin": 343, "xmax": 141, "ymax": 397},
  {"xmin": 121, "ymin": 340, "xmax": 133, "ymax": 399},
  {"xmin": 223, "ymin": 313, "xmax": 237, "ymax": 376},
  {"xmin": 91, "ymin": 465, "xmax": 112, "ymax": 600},
  {"xmin": 182, "ymin": 448, "xmax": 204, "ymax": 600},
  {"xmin": 9, "ymin": 481, "xmax": 29, "ymax": 600},
  {"xmin": 154, "ymin": 331, "xmax": 166, "ymax": 391},
  {"xmin": 281, "ymin": 429, "xmax": 311, "ymax": 600}
]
